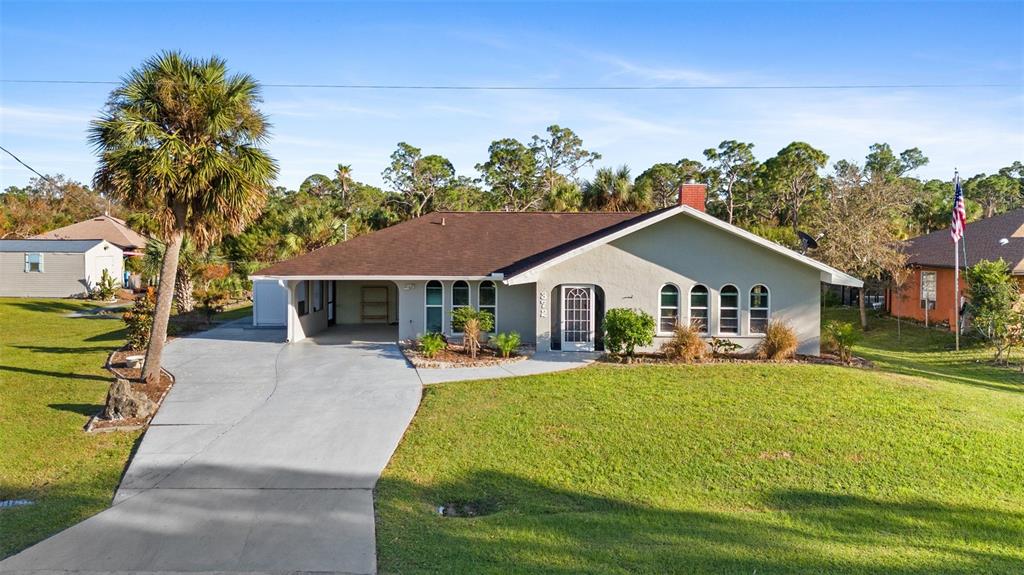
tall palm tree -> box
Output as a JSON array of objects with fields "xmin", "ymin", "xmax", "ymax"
[
  {"xmin": 583, "ymin": 165, "xmax": 649, "ymax": 211},
  {"xmin": 334, "ymin": 163, "xmax": 353, "ymax": 206},
  {"xmin": 90, "ymin": 52, "xmax": 277, "ymax": 383}
]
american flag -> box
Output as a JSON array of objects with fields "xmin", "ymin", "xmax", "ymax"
[{"xmin": 950, "ymin": 174, "xmax": 966, "ymax": 243}]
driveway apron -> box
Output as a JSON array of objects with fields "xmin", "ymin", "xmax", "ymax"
[{"xmin": 0, "ymin": 321, "xmax": 422, "ymax": 575}]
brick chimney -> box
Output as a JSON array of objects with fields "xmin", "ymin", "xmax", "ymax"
[{"xmin": 678, "ymin": 182, "xmax": 707, "ymax": 212}]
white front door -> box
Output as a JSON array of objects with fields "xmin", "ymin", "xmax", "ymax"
[{"xmin": 561, "ymin": 285, "xmax": 595, "ymax": 351}]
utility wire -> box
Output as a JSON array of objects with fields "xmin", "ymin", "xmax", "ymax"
[
  {"xmin": 0, "ymin": 144, "xmax": 58, "ymax": 186},
  {"xmin": 1, "ymin": 79, "xmax": 1020, "ymax": 91}
]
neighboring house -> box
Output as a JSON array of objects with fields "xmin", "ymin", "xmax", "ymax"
[
  {"xmin": 888, "ymin": 208, "xmax": 1024, "ymax": 329},
  {"xmin": 252, "ymin": 185, "xmax": 862, "ymax": 355},
  {"xmin": 0, "ymin": 239, "xmax": 124, "ymax": 298},
  {"xmin": 33, "ymin": 215, "xmax": 148, "ymax": 288}
]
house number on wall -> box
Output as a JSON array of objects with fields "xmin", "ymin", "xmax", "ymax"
[{"xmin": 539, "ymin": 292, "xmax": 548, "ymax": 318}]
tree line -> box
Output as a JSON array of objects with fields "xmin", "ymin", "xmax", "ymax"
[{"xmin": 3, "ymin": 127, "xmax": 1022, "ymax": 277}]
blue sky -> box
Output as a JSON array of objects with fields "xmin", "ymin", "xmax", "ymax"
[{"xmin": 2, "ymin": 1, "xmax": 1022, "ymax": 190}]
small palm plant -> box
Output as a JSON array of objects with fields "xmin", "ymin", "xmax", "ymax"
[
  {"xmin": 492, "ymin": 332, "xmax": 521, "ymax": 358},
  {"xmin": 452, "ymin": 307, "xmax": 495, "ymax": 359}
]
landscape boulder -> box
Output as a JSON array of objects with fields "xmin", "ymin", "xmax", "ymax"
[{"xmin": 102, "ymin": 378, "xmax": 156, "ymax": 420}]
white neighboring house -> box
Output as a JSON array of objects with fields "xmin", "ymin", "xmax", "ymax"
[{"xmin": 0, "ymin": 239, "xmax": 124, "ymax": 298}]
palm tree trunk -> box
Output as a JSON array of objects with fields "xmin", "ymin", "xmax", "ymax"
[
  {"xmin": 175, "ymin": 269, "xmax": 195, "ymax": 313},
  {"xmin": 859, "ymin": 288, "xmax": 868, "ymax": 330},
  {"xmin": 142, "ymin": 229, "xmax": 184, "ymax": 384}
]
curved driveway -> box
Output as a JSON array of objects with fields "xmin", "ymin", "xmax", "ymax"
[{"xmin": 1, "ymin": 322, "xmax": 422, "ymax": 575}]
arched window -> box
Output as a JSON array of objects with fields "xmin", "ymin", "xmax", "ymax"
[
  {"xmin": 750, "ymin": 285, "xmax": 770, "ymax": 334},
  {"xmin": 479, "ymin": 280, "xmax": 497, "ymax": 333},
  {"xmin": 425, "ymin": 280, "xmax": 443, "ymax": 333},
  {"xmin": 658, "ymin": 284, "xmax": 680, "ymax": 333},
  {"xmin": 689, "ymin": 284, "xmax": 709, "ymax": 334},
  {"xmin": 719, "ymin": 285, "xmax": 739, "ymax": 334},
  {"xmin": 451, "ymin": 280, "xmax": 470, "ymax": 333}
]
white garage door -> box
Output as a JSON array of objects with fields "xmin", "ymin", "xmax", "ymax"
[{"xmin": 253, "ymin": 279, "xmax": 288, "ymax": 327}]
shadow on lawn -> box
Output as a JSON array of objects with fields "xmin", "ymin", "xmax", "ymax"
[
  {"xmin": 48, "ymin": 403, "xmax": 103, "ymax": 416},
  {"xmin": 4, "ymin": 300, "xmax": 90, "ymax": 314},
  {"xmin": 3, "ymin": 462, "xmax": 1020, "ymax": 573},
  {"xmin": 377, "ymin": 470, "xmax": 1024, "ymax": 574},
  {"xmin": 0, "ymin": 365, "xmax": 109, "ymax": 382},
  {"xmin": 11, "ymin": 344, "xmax": 117, "ymax": 355}
]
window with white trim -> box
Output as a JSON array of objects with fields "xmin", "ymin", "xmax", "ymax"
[
  {"xmin": 749, "ymin": 284, "xmax": 769, "ymax": 334},
  {"xmin": 659, "ymin": 284, "xmax": 680, "ymax": 333},
  {"xmin": 425, "ymin": 280, "xmax": 444, "ymax": 333},
  {"xmin": 451, "ymin": 280, "xmax": 470, "ymax": 333},
  {"xmin": 920, "ymin": 271, "xmax": 937, "ymax": 309},
  {"xmin": 24, "ymin": 253, "xmax": 43, "ymax": 273},
  {"xmin": 312, "ymin": 280, "xmax": 323, "ymax": 312},
  {"xmin": 719, "ymin": 285, "xmax": 739, "ymax": 334},
  {"xmin": 689, "ymin": 284, "xmax": 709, "ymax": 334},
  {"xmin": 479, "ymin": 280, "xmax": 496, "ymax": 333},
  {"xmin": 296, "ymin": 281, "xmax": 308, "ymax": 316}
]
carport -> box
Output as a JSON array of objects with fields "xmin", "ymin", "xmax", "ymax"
[{"xmin": 278, "ymin": 278, "xmax": 401, "ymax": 342}]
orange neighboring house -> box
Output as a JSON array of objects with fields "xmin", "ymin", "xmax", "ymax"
[{"xmin": 888, "ymin": 208, "xmax": 1024, "ymax": 330}]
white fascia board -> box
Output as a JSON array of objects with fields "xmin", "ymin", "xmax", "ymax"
[
  {"xmin": 504, "ymin": 205, "xmax": 863, "ymax": 288},
  {"xmin": 245, "ymin": 274, "xmax": 489, "ymax": 280}
]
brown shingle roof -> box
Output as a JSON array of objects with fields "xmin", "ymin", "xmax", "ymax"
[
  {"xmin": 33, "ymin": 215, "xmax": 148, "ymax": 251},
  {"xmin": 905, "ymin": 208, "xmax": 1024, "ymax": 273},
  {"xmin": 256, "ymin": 209, "xmax": 672, "ymax": 278}
]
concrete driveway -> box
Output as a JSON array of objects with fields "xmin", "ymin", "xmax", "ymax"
[{"xmin": 0, "ymin": 322, "xmax": 422, "ymax": 575}]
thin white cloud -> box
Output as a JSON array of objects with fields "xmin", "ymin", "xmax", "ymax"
[{"xmin": 587, "ymin": 53, "xmax": 727, "ymax": 86}]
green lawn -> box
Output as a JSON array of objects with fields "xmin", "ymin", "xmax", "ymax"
[
  {"xmin": 376, "ymin": 308, "xmax": 1024, "ymax": 574},
  {"xmin": 0, "ymin": 298, "xmax": 252, "ymax": 558}
]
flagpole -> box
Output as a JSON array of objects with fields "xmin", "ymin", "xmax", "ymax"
[{"xmin": 953, "ymin": 170, "xmax": 960, "ymax": 352}]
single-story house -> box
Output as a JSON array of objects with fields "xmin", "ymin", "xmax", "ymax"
[
  {"xmin": 0, "ymin": 239, "xmax": 124, "ymax": 298},
  {"xmin": 33, "ymin": 214, "xmax": 149, "ymax": 288},
  {"xmin": 888, "ymin": 208, "xmax": 1024, "ymax": 329},
  {"xmin": 251, "ymin": 185, "xmax": 862, "ymax": 355}
]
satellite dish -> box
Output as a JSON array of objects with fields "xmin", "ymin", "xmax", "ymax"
[
  {"xmin": 798, "ymin": 230, "xmax": 819, "ymax": 252},
  {"xmin": 999, "ymin": 238, "xmax": 1010, "ymax": 246}
]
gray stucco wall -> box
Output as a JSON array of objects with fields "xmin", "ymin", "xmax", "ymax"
[
  {"xmin": 531, "ymin": 213, "xmax": 822, "ymax": 354},
  {"xmin": 393, "ymin": 279, "xmax": 535, "ymax": 342}
]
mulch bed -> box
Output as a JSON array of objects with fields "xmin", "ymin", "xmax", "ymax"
[
  {"xmin": 400, "ymin": 341, "xmax": 531, "ymax": 369},
  {"xmin": 598, "ymin": 352, "xmax": 873, "ymax": 369},
  {"xmin": 85, "ymin": 349, "xmax": 175, "ymax": 432}
]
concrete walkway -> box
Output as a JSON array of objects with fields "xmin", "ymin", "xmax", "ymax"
[{"xmin": 0, "ymin": 321, "xmax": 422, "ymax": 575}]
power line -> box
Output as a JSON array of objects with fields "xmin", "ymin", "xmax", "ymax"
[
  {"xmin": 1, "ymin": 79, "xmax": 1019, "ymax": 91},
  {"xmin": 0, "ymin": 144, "xmax": 58, "ymax": 186}
]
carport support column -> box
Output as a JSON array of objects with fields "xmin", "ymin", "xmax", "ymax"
[{"xmin": 287, "ymin": 280, "xmax": 304, "ymax": 343}]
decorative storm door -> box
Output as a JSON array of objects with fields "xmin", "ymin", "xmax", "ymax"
[{"xmin": 561, "ymin": 285, "xmax": 595, "ymax": 351}]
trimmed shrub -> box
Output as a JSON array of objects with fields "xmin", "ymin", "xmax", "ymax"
[
  {"xmin": 660, "ymin": 324, "xmax": 706, "ymax": 363},
  {"xmin": 122, "ymin": 287, "xmax": 156, "ymax": 351},
  {"xmin": 419, "ymin": 332, "xmax": 445, "ymax": 358},
  {"xmin": 492, "ymin": 331, "xmax": 521, "ymax": 358},
  {"xmin": 823, "ymin": 320, "xmax": 861, "ymax": 363},
  {"xmin": 603, "ymin": 308, "xmax": 655, "ymax": 358},
  {"xmin": 451, "ymin": 307, "xmax": 495, "ymax": 334},
  {"xmin": 756, "ymin": 320, "xmax": 798, "ymax": 360}
]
